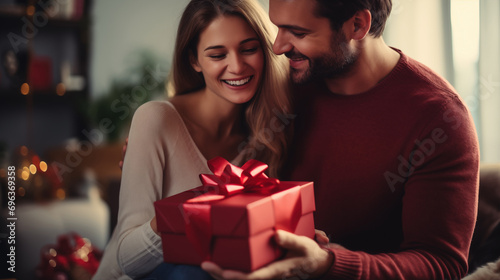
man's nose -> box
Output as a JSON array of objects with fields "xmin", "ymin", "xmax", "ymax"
[{"xmin": 273, "ymin": 29, "xmax": 293, "ymax": 55}]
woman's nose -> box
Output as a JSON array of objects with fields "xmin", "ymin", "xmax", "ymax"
[{"xmin": 227, "ymin": 54, "xmax": 246, "ymax": 74}]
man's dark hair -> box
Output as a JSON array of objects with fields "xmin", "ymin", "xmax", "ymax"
[{"xmin": 314, "ymin": 0, "xmax": 392, "ymax": 38}]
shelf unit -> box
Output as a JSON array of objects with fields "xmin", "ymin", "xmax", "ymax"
[{"xmin": 0, "ymin": 0, "xmax": 92, "ymax": 157}]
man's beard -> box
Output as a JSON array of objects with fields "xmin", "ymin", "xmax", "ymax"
[{"xmin": 289, "ymin": 31, "xmax": 359, "ymax": 84}]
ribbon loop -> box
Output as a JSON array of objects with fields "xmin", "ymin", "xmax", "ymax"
[
  {"xmin": 207, "ymin": 157, "xmax": 231, "ymax": 176},
  {"xmin": 200, "ymin": 157, "xmax": 280, "ymax": 196},
  {"xmin": 241, "ymin": 159, "xmax": 269, "ymax": 178}
]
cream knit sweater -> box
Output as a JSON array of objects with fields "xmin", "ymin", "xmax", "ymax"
[{"xmin": 93, "ymin": 101, "xmax": 243, "ymax": 279}]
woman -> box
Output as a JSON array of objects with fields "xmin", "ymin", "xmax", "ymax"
[{"xmin": 92, "ymin": 0, "xmax": 290, "ymax": 279}]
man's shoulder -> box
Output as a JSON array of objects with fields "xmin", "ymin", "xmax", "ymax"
[
  {"xmin": 399, "ymin": 53, "xmax": 457, "ymax": 97},
  {"xmin": 395, "ymin": 53, "xmax": 475, "ymax": 138},
  {"xmin": 391, "ymin": 53, "xmax": 467, "ymax": 112}
]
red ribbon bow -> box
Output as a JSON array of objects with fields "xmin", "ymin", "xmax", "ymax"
[
  {"xmin": 183, "ymin": 157, "xmax": 283, "ymax": 261},
  {"xmin": 198, "ymin": 157, "xmax": 280, "ymax": 196}
]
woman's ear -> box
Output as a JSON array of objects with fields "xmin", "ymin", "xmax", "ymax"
[
  {"xmin": 190, "ymin": 52, "xmax": 202, "ymax": 73},
  {"xmin": 347, "ymin": 9, "xmax": 372, "ymax": 40}
]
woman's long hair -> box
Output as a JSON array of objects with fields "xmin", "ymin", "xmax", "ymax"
[{"xmin": 169, "ymin": 0, "xmax": 291, "ymax": 177}]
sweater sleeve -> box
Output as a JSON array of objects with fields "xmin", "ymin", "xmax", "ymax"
[
  {"xmin": 323, "ymin": 99, "xmax": 480, "ymax": 279},
  {"xmin": 115, "ymin": 102, "xmax": 169, "ymax": 278}
]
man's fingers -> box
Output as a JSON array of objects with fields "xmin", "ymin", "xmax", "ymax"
[
  {"xmin": 314, "ymin": 230, "xmax": 329, "ymax": 245},
  {"xmin": 201, "ymin": 261, "xmax": 221, "ymax": 274},
  {"xmin": 275, "ymin": 230, "xmax": 311, "ymax": 252},
  {"xmin": 220, "ymin": 269, "xmax": 249, "ymax": 279},
  {"xmin": 202, "ymin": 256, "xmax": 304, "ymax": 280},
  {"xmin": 201, "ymin": 262, "xmax": 226, "ymax": 280},
  {"xmin": 222, "ymin": 257, "xmax": 303, "ymax": 280}
]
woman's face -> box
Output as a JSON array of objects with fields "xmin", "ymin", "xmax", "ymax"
[{"xmin": 193, "ymin": 15, "xmax": 265, "ymax": 105}]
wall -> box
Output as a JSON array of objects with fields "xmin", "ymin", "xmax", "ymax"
[{"xmin": 90, "ymin": 0, "xmax": 187, "ymax": 99}]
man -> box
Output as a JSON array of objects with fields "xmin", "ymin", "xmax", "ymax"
[{"xmin": 202, "ymin": 0, "xmax": 480, "ymax": 279}]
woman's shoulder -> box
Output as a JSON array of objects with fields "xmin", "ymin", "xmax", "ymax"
[
  {"xmin": 131, "ymin": 100, "xmax": 185, "ymax": 132},
  {"xmin": 135, "ymin": 100, "xmax": 176, "ymax": 115},
  {"xmin": 133, "ymin": 100, "xmax": 180, "ymax": 121}
]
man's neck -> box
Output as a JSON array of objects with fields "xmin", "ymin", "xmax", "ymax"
[{"xmin": 324, "ymin": 37, "xmax": 401, "ymax": 95}]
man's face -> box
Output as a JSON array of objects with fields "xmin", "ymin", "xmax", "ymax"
[{"xmin": 269, "ymin": 0, "xmax": 359, "ymax": 84}]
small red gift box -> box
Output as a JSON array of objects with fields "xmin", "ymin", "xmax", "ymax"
[{"xmin": 154, "ymin": 157, "xmax": 315, "ymax": 272}]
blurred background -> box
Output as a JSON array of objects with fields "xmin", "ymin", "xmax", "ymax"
[{"xmin": 0, "ymin": 0, "xmax": 498, "ymax": 279}]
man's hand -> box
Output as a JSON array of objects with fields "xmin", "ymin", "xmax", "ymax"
[
  {"xmin": 119, "ymin": 138, "xmax": 128, "ymax": 170},
  {"xmin": 314, "ymin": 229, "xmax": 329, "ymax": 246},
  {"xmin": 201, "ymin": 230, "xmax": 335, "ymax": 280}
]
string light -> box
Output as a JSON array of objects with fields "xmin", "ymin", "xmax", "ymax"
[
  {"xmin": 40, "ymin": 161, "xmax": 48, "ymax": 172},
  {"xmin": 21, "ymin": 83, "xmax": 30, "ymax": 95},
  {"xmin": 15, "ymin": 146, "xmax": 61, "ymax": 201},
  {"xmin": 56, "ymin": 83, "xmax": 66, "ymax": 96},
  {"xmin": 30, "ymin": 164, "xmax": 37, "ymax": 174},
  {"xmin": 22, "ymin": 170, "xmax": 30, "ymax": 181}
]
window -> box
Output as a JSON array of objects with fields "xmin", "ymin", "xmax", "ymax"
[{"xmin": 450, "ymin": 0, "xmax": 481, "ymax": 138}]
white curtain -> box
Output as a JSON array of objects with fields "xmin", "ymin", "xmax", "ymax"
[
  {"xmin": 384, "ymin": 0, "xmax": 454, "ymax": 84},
  {"xmin": 384, "ymin": 0, "xmax": 500, "ymax": 163},
  {"xmin": 479, "ymin": 0, "xmax": 500, "ymax": 163}
]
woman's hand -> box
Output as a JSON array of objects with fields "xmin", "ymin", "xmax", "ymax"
[
  {"xmin": 119, "ymin": 138, "xmax": 128, "ymax": 170},
  {"xmin": 150, "ymin": 216, "xmax": 159, "ymax": 235}
]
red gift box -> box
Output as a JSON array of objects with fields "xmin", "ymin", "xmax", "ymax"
[{"xmin": 154, "ymin": 157, "xmax": 315, "ymax": 272}]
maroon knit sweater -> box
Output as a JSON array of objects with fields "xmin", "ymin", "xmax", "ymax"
[{"xmin": 285, "ymin": 50, "xmax": 480, "ymax": 279}]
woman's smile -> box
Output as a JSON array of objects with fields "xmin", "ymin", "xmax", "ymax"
[{"xmin": 221, "ymin": 75, "xmax": 254, "ymax": 88}]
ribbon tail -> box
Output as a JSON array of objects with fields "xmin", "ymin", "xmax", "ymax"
[
  {"xmin": 273, "ymin": 188, "xmax": 302, "ymax": 233},
  {"xmin": 183, "ymin": 203, "xmax": 213, "ymax": 261}
]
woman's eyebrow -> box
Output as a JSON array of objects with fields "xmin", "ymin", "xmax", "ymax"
[
  {"xmin": 240, "ymin": 38, "xmax": 259, "ymax": 45},
  {"xmin": 204, "ymin": 38, "xmax": 259, "ymax": 52},
  {"xmin": 204, "ymin": 45, "xmax": 225, "ymax": 51}
]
